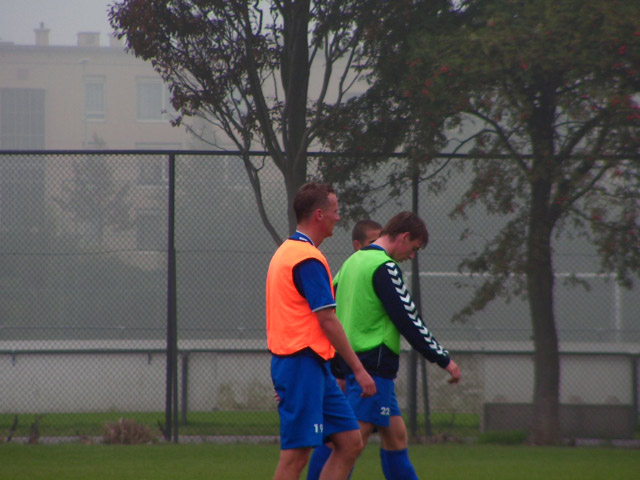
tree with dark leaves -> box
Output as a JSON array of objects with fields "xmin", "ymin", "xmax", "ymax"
[
  {"xmin": 110, "ymin": 0, "xmax": 373, "ymax": 242},
  {"xmin": 321, "ymin": 0, "xmax": 640, "ymax": 445}
]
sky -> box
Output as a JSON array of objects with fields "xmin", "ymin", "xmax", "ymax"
[{"xmin": 0, "ymin": 0, "xmax": 115, "ymax": 46}]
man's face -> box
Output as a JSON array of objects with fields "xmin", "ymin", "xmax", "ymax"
[
  {"xmin": 354, "ymin": 228, "xmax": 382, "ymax": 251},
  {"xmin": 320, "ymin": 193, "xmax": 340, "ymax": 238},
  {"xmin": 392, "ymin": 233, "xmax": 423, "ymax": 262}
]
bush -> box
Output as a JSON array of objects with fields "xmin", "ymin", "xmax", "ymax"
[{"xmin": 102, "ymin": 418, "xmax": 155, "ymax": 445}]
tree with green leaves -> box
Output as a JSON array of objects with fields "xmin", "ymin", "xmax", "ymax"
[
  {"xmin": 109, "ymin": 0, "xmax": 373, "ymax": 243},
  {"xmin": 321, "ymin": 0, "xmax": 640, "ymax": 444},
  {"xmin": 317, "ymin": 0, "xmax": 461, "ymax": 221}
]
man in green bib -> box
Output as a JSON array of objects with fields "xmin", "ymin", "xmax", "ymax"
[{"xmin": 326, "ymin": 211, "xmax": 460, "ymax": 480}]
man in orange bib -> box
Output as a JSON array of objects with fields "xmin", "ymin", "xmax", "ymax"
[{"xmin": 266, "ymin": 182, "xmax": 376, "ymax": 480}]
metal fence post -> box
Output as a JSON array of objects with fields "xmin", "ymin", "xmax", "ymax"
[
  {"xmin": 407, "ymin": 165, "xmax": 420, "ymax": 437},
  {"xmin": 165, "ymin": 153, "xmax": 179, "ymax": 442}
]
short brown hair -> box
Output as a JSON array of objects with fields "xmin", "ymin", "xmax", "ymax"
[
  {"xmin": 293, "ymin": 182, "xmax": 335, "ymax": 222},
  {"xmin": 380, "ymin": 211, "xmax": 429, "ymax": 247},
  {"xmin": 352, "ymin": 219, "xmax": 382, "ymax": 243}
]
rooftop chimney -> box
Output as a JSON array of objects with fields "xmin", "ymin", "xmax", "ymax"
[
  {"xmin": 34, "ymin": 22, "xmax": 50, "ymax": 46},
  {"xmin": 77, "ymin": 32, "xmax": 100, "ymax": 47}
]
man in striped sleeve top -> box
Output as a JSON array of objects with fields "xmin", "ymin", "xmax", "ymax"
[{"xmin": 332, "ymin": 211, "xmax": 461, "ymax": 480}]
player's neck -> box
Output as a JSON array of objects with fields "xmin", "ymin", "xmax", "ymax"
[
  {"xmin": 374, "ymin": 236, "xmax": 396, "ymax": 259},
  {"xmin": 296, "ymin": 225, "xmax": 325, "ymax": 247}
]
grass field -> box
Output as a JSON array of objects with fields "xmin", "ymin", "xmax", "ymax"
[
  {"xmin": 0, "ymin": 411, "xmax": 484, "ymax": 439},
  {"xmin": 2, "ymin": 410, "xmax": 638, "ymax": 447},
  {"xmin": 0, "ymin": 443, "xmax": 639, "ymax": 480}
]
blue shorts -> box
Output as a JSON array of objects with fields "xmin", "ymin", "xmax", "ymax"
[
  {"xmin": 271, "ymin": 354, "xmax": 359, "ymax": 450},
  {"xmin": 345, "ymin": 374, "xmax": 401, "ymax": 427}
]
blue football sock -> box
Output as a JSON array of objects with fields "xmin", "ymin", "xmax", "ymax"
[
  {"xmin": 380, "ymin": 448, "xmax": 418, "ymax": 480},
  {"xmin": 307, "ymin": 443, "xmax": 332, "ymax": 480}
]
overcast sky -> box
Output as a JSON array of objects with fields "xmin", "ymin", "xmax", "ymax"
[{"xmin": 0, "ymin": 0, "xmax": 115, "ymax": 46}]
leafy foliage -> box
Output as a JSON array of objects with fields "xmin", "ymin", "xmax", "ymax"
[
  {"xmin": 418, "ymin": 1, "xmax": 639, "ymax": 446},
  {"xmin": 320, "ymin": 0, "xmax": 640, "ymax": 444},
  {"xmin": 109, "ymin": 0, "xmax": 377, "ymax": 239},
  {"xmin": 317, "ymin": 0, "xmax": 462, "ymax": 221},
  {"xmin": 402, "ymin": 0, "xmax": 640, "ymax": 314}
]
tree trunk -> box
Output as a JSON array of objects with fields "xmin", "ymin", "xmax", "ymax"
[
  {"xmin": 281, "ymin": 0, "xmax": 311, "ymax": 235},
  {"xmin": 281, "ymin": 0, "xmax": 310, "ymax": 153},
  {"xmin": 284, "ymin": 167, "xmax": 307, "ymax": 235},
  {"xmin": 526, "ymin": 177, "xmax": 561, "ymax": 445}
]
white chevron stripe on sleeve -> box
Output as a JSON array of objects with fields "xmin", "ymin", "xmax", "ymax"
[
  {"xmin": 395, "ymin": 285, "xmax": 407, "ymax": 295},
  {"xmin": 383, "ymin": 260, "xmax": 447, "ymax": 356},
  {"xmin": 399, "ymin": 292, "xmax": 411, "ymax": 304},
  {"xmin": 412, "ymin": 317, "xmax": 446, "ymax": 354},
  {"xmin": 385, "ymin": 262, "xmax": 399, "ymax": 276}
]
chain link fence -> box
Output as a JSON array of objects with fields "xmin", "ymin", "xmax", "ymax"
[{"xmin": 0, "ymin": 151, "xmax": 638, "ymax": 443}]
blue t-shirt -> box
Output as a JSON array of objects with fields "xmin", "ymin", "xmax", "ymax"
[{"xmin": 290, "ymin": 231, "xmax": 336, "ymax": 312}]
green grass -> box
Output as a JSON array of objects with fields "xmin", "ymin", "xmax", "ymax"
[
  {"xmin": 2, "ymin": 411, "xmax": 638, "ymax": 443},
  {"xmin": 0, "ymin": 411, "xmax": 282, "ymax": 438},
  {"xmin": 0, "ymin": 411, "xmax": 482, "ymax": 439},
  {"xmin": 0, "ymin": 443, "xmax": 638, "ymax": 480}
]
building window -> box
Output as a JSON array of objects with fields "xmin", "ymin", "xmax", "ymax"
[
  {"xmin": 0, "ymin": 88, "xmax": 45, "ymax": 149},
  {"xmin": 136, "ymin": 79, "xmax": 174, "ymax": 121},
  {"xmin": 84, "ymin": 76, "xmax": 105, "ymax": 121}
]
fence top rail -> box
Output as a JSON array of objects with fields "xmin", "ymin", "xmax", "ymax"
[
  {"xmin": 1, "ymin": 149, "xmax": 636, "ymax": 160},
  {"xmin": 0, "ymin": 149, "xmax": 413, "ymax": 158},
  {"xmin": 0, "ymin": 149, "xmax": 268, "ymax": 156}
]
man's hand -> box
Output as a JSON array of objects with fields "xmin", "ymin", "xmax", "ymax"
[
  {"xmin": 445, "ymin": 360, "xmax": 461, "ymax": 384},
  {"xmin": 316, "ymin": 308, "xmax": 377, "ymax": 397},
  {"xmin": 353, "ymin": 368, "xmax": 376, "ymax": 397}
]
